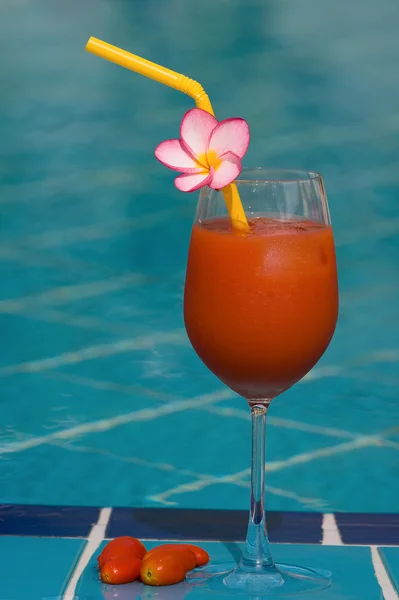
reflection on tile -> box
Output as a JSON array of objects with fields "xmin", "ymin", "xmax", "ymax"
[{"xmin": 0, "ymin": 536, "xmax": 85, "ymax": 599}]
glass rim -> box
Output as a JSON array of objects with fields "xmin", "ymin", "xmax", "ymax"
[{"xmin": 235, "ymin": 167, "xmax": 322, "ymax": 184}]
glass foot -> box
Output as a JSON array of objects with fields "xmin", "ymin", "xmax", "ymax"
[{"xmin": 187, "ymin": 561, "xmax": 332, "ymax": 596}]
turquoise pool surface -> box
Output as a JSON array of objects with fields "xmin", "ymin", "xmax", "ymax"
[{"xmin": 0, "ymin": 0, "xmax": 398, "ymax": 517}]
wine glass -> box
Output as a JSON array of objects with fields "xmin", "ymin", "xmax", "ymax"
[{"xmin": 183, "ymin": 169, "xmax": 338, "ymax": 595}]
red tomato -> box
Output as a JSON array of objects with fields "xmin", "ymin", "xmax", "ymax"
[
  {"xmin": 100, "ymin": 555, "xmax": 141, "ymax": 584},
  {"xmin": 182, "ymin": 544, "xmax": 210, "ymax": 566},
  {"xmin": 98, "ymin": 537, "xmax": 147, "ymax": 569},
  {"xmin": 143, "ymin": 544, "xmax": 196, "ymax": 571},
  {"xmin": 140, "ymin": 553, "xmax": 186, "ymax": 586}
]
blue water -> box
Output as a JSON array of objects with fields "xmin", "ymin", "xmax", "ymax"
[{"xmin": 0, "ymin": 0, "xmax": 398, "ymax": 513}]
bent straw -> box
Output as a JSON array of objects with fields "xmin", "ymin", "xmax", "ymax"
[{"xmin": 85, "ymin": 37, "xmax": 249, "ymax": 231}]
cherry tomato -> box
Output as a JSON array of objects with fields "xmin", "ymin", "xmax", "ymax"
[
  {"xmin": 143, "ymin": 544, "xmax": 196, "ymax": 571},
  {"xmin": 98, "ymin": 537, "xmax": 147, "ymax": 569},
  {"xmin": 182, "ymin": 544, "xmax": 210, "ymax": 567},
  {"xmin": 100, "ymin": 555, "xmax": 141, "ymax": 584},
  {"xmin": 140, "ymin": 553, "xmax": 186, "ymax": 586}
]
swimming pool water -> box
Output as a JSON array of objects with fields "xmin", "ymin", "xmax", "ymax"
[{"xmin": 0, "ymin": 0, "xmax": 398, "ymax": 514}]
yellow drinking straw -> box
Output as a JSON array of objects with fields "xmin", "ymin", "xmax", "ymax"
[{"xmin": 85, "ymin": 37, "xmax": 249, "ymax": 232}]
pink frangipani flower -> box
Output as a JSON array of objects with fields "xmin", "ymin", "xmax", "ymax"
[{"xmin": 155, "ymin": 108, "xmax": 250, "ymax": 192}]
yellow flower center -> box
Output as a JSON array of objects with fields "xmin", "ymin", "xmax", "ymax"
[{"xmin": 198, "ymin": 149, "xmax": 222, "ymax": 172}]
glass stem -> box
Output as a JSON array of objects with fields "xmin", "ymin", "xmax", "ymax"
[{"xmin": 239, "ymin": 402, "xmax": 274, "ymax": 571}]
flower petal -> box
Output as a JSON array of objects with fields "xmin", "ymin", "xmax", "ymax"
[
  {"xmin": 208, "ymin": 118, "xmax": 250, "ymax": 159},
  {"xmin": 180, "ymin": 108, "xmax": 218, "ymax": 160},
  {"xmin": 155, "ymin": 139, "xmax": 202, "ymax": 173},
  {"xmin": 209, "ymin": 152, "xmax": 242, "ymax": 189},
  {"xmin": 174, "ymin": 170, "xmax": 213, "ymax": 192}
]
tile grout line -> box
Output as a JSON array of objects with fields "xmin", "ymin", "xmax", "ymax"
[
  {"xmin": 63, "ymin": 507, "xmax": 112, "ymax": 600},
  {"xmin": 370, "ymin": 546, "xmax": 399, "ymax": 600},
  {"xmin": 322, "ymin": 513, "xmax": 344, "ymax": 545}
]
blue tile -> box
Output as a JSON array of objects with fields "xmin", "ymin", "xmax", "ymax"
[
  {"xmin": 0, "ymin": 504, "xmax": 99, "ymax": 537},
  {"xmin": 379, "ymin": 547, "xmax": 399, "ymax": 595},
  {"xmin": 107, "ymin": 508, "xmax": 323, "ymax": 543},
  {"xmin": 0, "ymin": 536, "xmax": 85, "ymax": 599},
  {"xmin": 268, "ymin": 511, "xmax": 324, "ymax": 543},
  {"xmin": 78, "ymin": 541, "xmax": 382, "ymax": 600},
  {"xmin": 335, "ymin": 513, "xmax": 399, "ymax": 545},
  {"xmin": 107, "ymin": 507, "xmax": 251, "ymax": 541}
]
